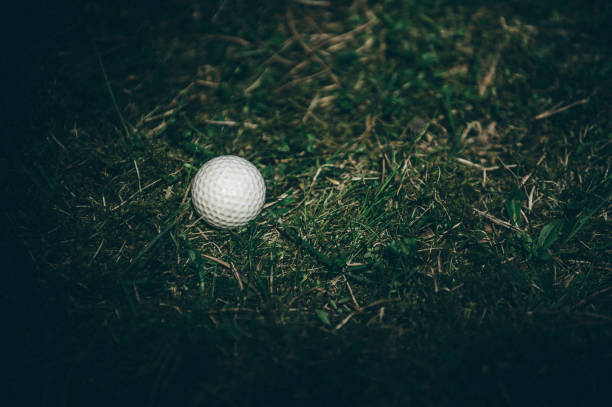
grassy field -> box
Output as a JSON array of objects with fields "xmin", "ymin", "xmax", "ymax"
[{"xmin": 3, "ymin": 0, "xmax": 611, "ymax": 405}]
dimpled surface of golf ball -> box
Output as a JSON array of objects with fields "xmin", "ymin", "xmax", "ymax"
[{"xmin": 191, "ymin": 155, "xmax": 265, "ymax": 229}]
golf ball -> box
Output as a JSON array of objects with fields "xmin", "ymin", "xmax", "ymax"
[{"xmin": 191, "ymin": 155, "xmax": 266, "ymax": 229}]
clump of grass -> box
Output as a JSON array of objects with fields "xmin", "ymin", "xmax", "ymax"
[{"xmin": 6, "ymin": 0, "xmax": 612, "ymax": 405}]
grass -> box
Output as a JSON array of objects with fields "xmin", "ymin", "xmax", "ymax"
[{"xmin": 3, "ymin": 0, "xmax": 612, "ymax": 405}]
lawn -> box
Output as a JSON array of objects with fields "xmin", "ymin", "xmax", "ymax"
[{"xmin": 3, "ymin": 0, "xmax": 611, "ymax": 405}]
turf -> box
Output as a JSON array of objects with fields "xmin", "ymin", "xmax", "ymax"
[{"xmin": 3, "ymin": 0, "xmax": 611, "ymax": 405}]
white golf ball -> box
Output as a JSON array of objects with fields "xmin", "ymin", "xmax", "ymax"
[{"xmin": 191, "ymin": 155, "xmax": 266, "ymax": 229}]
